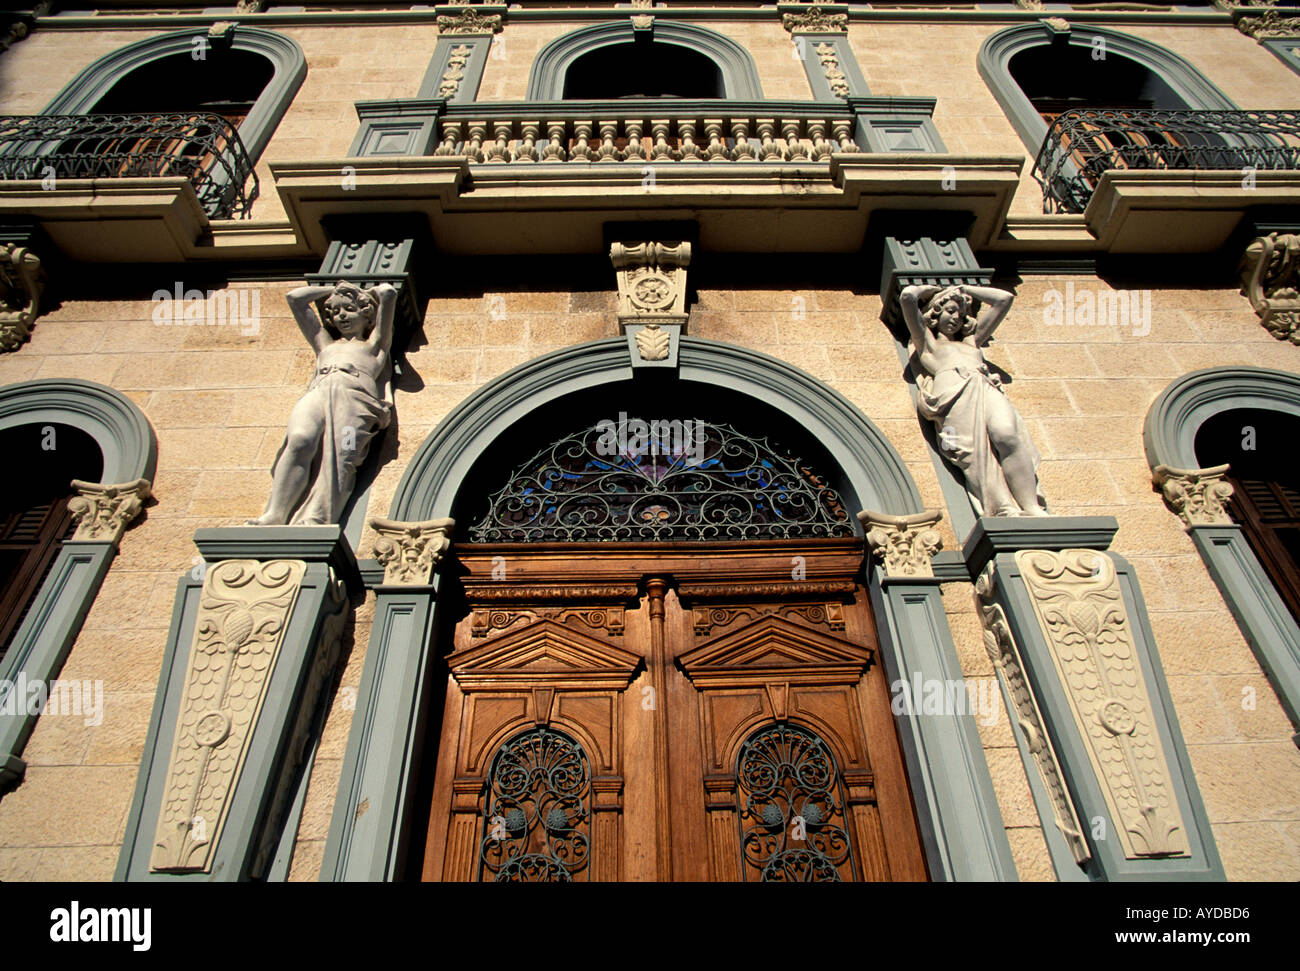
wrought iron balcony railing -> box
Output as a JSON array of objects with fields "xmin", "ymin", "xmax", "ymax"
[
  {"xmin": 1033, "ymin": 108, "xmax": 1300, "ymax": 214},
  {"xmin": 0, "ymin": 112, "xmax": 260, "ymax": 219}
]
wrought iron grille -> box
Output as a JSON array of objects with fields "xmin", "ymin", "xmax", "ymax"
[
  {"xmin": 1032, "ymin": 108, "xmax": 1300, "ymax": 214},
  {"xmin": 478, "ymin": 727, "xmax": 591, "ymax": 882},
  {"xmin": 0, "ymin": 112, "xmax": 260, "ymax": 219},
  {"xmin": 736, "ymin": 724, "xmax": 856, "ymax": 882},
  {"xmin": 468, "ymin": 419, "xmax": 853, "ymax": 542}
]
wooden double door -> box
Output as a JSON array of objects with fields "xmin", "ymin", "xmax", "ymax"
[{"xmin": 420, "ymin": 539, "xmax": 928, "ymax": 882}]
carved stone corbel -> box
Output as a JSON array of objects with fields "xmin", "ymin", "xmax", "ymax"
[
  {"xmin": 0, "ymin": 243, "xmax": 44, "ymax": 352},
  {"xmin": 974, "ymin": 564, "xmax": 1090, "ymax": 864},
  {"xmin": 779, "ymin": 3, "xmax": 849, "ymax": 34},
  {"xmin": 435, "ymin": 3, "xmax": 506, "ymax": 35},
  {"xmin": 858, "ymin": 508, "xmax": 943, "ymax": 578},
  {"xmin": 1236, "ymin": 7, "xmax": 1300, "ymax": 39},
  {"xmin": 1151, "ymin": 463, "xmax": 1235, "ymax": 528},
  {"xmin": 1239, "ymin": 231, "xmax": 1300, "ymax": 343},
  {"xmin": 610, "ymin": 240, "xmax": 692, "ymax": 367},
  {"xmin": 370, "ymin": 516, "xmax": 455, "ymax": 585},
  {"xmin": 67, "ymin": 478, "xmax": 151, "ymax": 543}
]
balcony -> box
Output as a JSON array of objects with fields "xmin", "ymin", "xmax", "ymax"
[
  {"xmin": 0, "ymin": 112, "xmax": 259, "ymax": 220},
  {"xmin": 1033, "ymin": 108, "xmax": 1300, "ymax": 215}
]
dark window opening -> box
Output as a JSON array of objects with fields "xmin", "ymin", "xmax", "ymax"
[
  {"xmin": 562, "ymin": 41, "xmax": 724, "ymax": 99},
  {"xmin": 0, "ymin": 424, "xmax": 103, "ymax": 660},
  {"xmin": 89, "ymin": 50, "xmax": 274, "ymax": 129},
  {"xmin": 1009, "ymin": 43, "xmax": 1188, "ymax": 125},
  {"xmin": 1196, "ymin": 409, "xmax": 1300, "ymax": 626}
]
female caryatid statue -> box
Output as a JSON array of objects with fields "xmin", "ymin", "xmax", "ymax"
[
  {"xmin": 899, "ymin": 283, "xmax": 1048, "ymax": 517},
  {"xmin": 249, "ymin": 280, "xmax": 397, "ymax": 526}
]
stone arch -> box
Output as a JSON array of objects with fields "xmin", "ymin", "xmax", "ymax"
[
  {"xmin": 1144, "ymin": 365, "xmax": 1300, "ymax": 732},
  {"xmin": 525, "ymin": 21, "xmax": 764, "ymax": 101},
  {"xmin": 977, "ymin": 23, "xmax": 1238, "ymax": 156},
  {"xmin": 41, "ymin": 26, "xmax": 307, "ymax": 165}
]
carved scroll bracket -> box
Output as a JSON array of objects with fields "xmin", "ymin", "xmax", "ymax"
[
  {"xmin": 0, "ymin": 242, "xmax": 44, "ymax": 352},
  {"xmin": 369, "ymin": 516, "xmax": 455, "ymax": 586},
  {"xmin": 1152, "ymin": 463, "xmax": 1235, "ymax": 529},
  {"xmin": 1239, "ymin": 231, "xmax": 1300, "ymax": 343},
  {"xmin": 859, "ymin": 508, "xmax": 944, "ymax": 578},
  {"xmin": 68, "ymin": 478, "xmax": 152, "ymax": 543},
  {"xmin": 779, "ymin": 3, "xmax": 849, "ymax": 34}
]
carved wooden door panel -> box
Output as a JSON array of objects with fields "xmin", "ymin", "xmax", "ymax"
[{"xmin": 420, "ymin": 540, "xmax": 928, "ymax": 882}]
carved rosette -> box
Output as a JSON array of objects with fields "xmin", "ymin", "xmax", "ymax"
[
  {"xmin": 151, "ymin": 559, "xmax": 307, "ymax": 873},
  {"xmin": 974, "ymin": 564, "xmax": 1090, "ymax": 864},
  {"xmin": 858, "ymin": 509, "xmax": 943, "ymax": 578},
  {"xmin": 1152, "ymin": 464, "xmax": 1235, "ymax": 528},
  {"xmin": 436, "ymin": 4, "xmax": 505, "ymax": 36},
  {"xmin": 370, "ymin": 516, "xmax": 455, "ymax": 585},
  {"xmin": 781, "ymin": 5, "xmax": 849, "ymax": 34},
  {"xmin": 611, "ymin": 241, "xmax": 691, "ymax": 325},
  {"xmin": 0, "ymin": 243, "xmax": 44, "ymax": 352},
  {"xmin": 1239, "ymin": 232, "xmax": 1300, "ymax": 343},
  {"xmin": 68, "ymin": 478, "xmax": 152, "ymax": 543},
  {"xmin": 1016, "ymin": 549, "xmax": 1189, "ymax": 859}
]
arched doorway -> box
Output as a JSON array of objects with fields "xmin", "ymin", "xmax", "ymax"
[{"xmin": 413, "ymin": 386, "xmax": 928, "ymax": 882}]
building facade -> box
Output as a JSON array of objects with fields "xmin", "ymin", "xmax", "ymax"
[{"xmin": 0, "ymin": 0, "xmax": 1298, "ymax": 882}]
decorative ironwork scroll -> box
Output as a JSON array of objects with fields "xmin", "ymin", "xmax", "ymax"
[
  {"xmin": 736, "ymin": 724, "xmax": 856, "ymax": 881},
  {"xmin": 478, "ymin": 727, "xmax": 592, "ymax": 881},
  {"xmin": 469, "ymin": 420, "xmax": 853, "ymax": 542}
]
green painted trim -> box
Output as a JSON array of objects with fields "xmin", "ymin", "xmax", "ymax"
[
  {"xmin": 962, "ymin": 515, "xmax": 1121, "ymax": 578},
  {"xmin": 417, "ymin": 35, "xmax": 493, "ymax": 103},
  {"xmin": 869, "ymin": 574, "xmax": 1018, "ymax": 880},
  {"xmin": 792, "ymin": 34, "xmax": 870, "ymax": 100},
  {"xmin": 525, "ymin": 20, "xmax": 765, "ymax": 101},
  {"xmin": 991, "ymin": 546, "xmax": 1225, "ymax": 880},
  {"xmin": 0, "ymin": 542, "xmax": 114, "ymax": 793},
  {"xmin": 41, "ymin": 26, "xmax": 306, "ymax": 168},
  {"xmin": 1145, "ymin": 366, "xmax": 1300, "ymax": 737},
  {"xmin": 977, "ymin": 22, "xmax": 1240, "ymax": 159},
  {"xmin": 0, "ymin": 378, "xmax": 157, "ymax": 484}
]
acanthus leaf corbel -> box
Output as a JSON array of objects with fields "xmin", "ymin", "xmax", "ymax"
[
  {"xmin": 67, "ymin": 477, "xmax": 152, "ymax": 543},
  {"xmin": 0, "ymin": 242, "xmax": 44, "ymax": 353},
  {"xmin": 1239, "ymin": 231, "xmax": 1300, "ymax": 343},
  {"xmin": 1151, "ymin": 463, "xmax": 1235, "ymax": 528},
  {"xmin": 369, "ymin": 516, "xmax": 455, "ymax": 585},
  {"xmin": 858, "ymin": 508, "xmax": 944, "ymax": 578}
]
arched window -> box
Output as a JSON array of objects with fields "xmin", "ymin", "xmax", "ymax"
[
  {"xmin": 736, "ymin": 723, "xmax": 857, "ymax": 882},
  {"xmin": 0, "ymin": 423, "xmax": 102, "ymax": 658},
  {"xmin": 1195, "ymin": 408, "xmax": 1300, "ymax": 625},
  {"xmin": 526, "ymin": 22, "xmax": 763, "ymax": 101},
  {"xmin": 467, "ymin": 418, "xmax": 854, "ymax": 542},
  {"xmin": 25, "ymin": 28, "xmax": 306, "ymax": 219},
  {"xmin": 478, "ymin": 727, "xmax": 592, "ymax": 882}
]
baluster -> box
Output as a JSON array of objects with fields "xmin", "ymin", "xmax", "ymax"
[
  {"xmin": 650, "ymin": 120, "xmax": 675, "ymax": 161},
  {"xmin": 434, "ymin": 121, "xmax": 461, "ymax": 157},
  {"xmin": 514, "ymin": 121, "xmax": 540, "ymax": 162},
  {"xmin": 571, "ymin": 121, "xmax": 595, "ymax": 161},
  {"xmin": 757, "ymin": 119, "xmax": 781, "ymax": 161},
  {"xmin": 783, "ymin": 119, "xmax": 809, "ymax": 161},
  {"xmin": 832, "ymin": 118, "xmax": 860, "ymax": 153},
  {"xmin": 679, "ymin": 120, "xmax": 702, "ymax": 161},
  {"xmin": 731, "ymin": 119, "xmax": 756, "ymax": 160},
  {"xmin": 624, "ymin": 120, "xmax": 647, "ymax": 161},
  {"xmin": 465, "ymin": 123, "xmax": 486, "ymax": 162},
  {"xmin": 596, "ymin": 120, "xmax": 622, "ymax": 161},
  {"xmin": 809, "ymin": 120, "xmax": 831, "ymax": 161},
  {"xmin": 486, "ymin": 121, "xmax": 512, "ymax": 162},
  {"xmin": 703, "ymin": 119, "xmax": 730, "ymax": 161},
  {"xmin": 542, "ymin": 120, "xmax": 568, "ymax": 162}
]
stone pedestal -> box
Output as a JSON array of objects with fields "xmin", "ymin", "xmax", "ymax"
[
  {"xmin": 116, "ymin": 526, "xmax": 360, "ymax": 882},
  {"xmin": 965, "ymin": 516, "xmax": 1224, "ymax": 880}
]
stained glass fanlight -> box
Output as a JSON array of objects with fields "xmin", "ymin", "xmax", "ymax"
[{"xmin": 468, "ymin": 418, "xmax": 853, "ymax": 542}]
